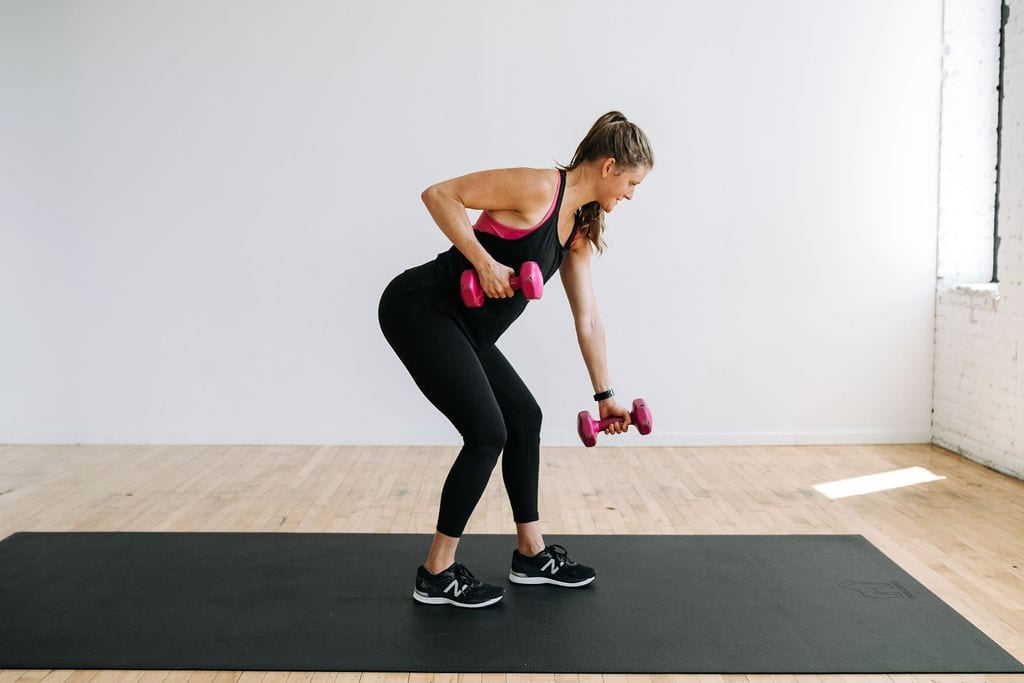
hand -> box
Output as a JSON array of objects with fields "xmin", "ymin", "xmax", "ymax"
[
  {"xmin": 598, "ymin": 399, "xmax": 632, "ymax": 436},
  {"xmin": 476, "ymin": 258, "xmax": 516, "ymax": 300}
]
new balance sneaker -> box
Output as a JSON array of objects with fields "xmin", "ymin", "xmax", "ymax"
[
  {"xmin": 509, "ymin": 544, "xmax": 596, "ymax": 587},
  {"xmin": 413, "ymin": 562, "xmax": 504, "ymax": 608}
]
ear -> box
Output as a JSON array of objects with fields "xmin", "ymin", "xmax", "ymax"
[{"xmin": 600, "ymin": 157, "xmax": 617, "ymax": 177}]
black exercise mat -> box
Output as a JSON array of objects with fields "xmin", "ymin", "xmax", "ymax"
[{"xmin": 0, "ymin": 532, "xmax": 1020, "ymax": 673}]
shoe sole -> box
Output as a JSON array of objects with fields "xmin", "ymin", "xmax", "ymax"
[
  {"xmin": 508, "ymin": 571, "xmax": 595, "ymax": 587},
  {"xmin": 412, "ymin": 590, "xmax": 504, "ymax": 608}
]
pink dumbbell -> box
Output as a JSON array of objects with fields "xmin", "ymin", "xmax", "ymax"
[
  {"xmin": 577, "ymin": 398, "xmax": 653, "ymax": 447},
  {"xmin": 460, "ymin": 261, "xmax": 543, "ymax": 308}
]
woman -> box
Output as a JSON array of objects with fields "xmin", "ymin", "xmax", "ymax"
[{"xmin": 378, "ymin": 111, "xmax": 654, "ymax": 608}]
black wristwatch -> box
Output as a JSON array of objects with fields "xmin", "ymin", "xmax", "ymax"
[{"xmin": 593, "ymin": 388, "xmax": 615, "ymax": 401}]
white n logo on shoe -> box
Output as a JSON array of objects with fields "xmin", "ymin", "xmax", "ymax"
[
  {"xmin": 444, "ymin": 580, "xmax": 468, "ymax": 597},
  {"xmin": 541, "ymin": 558, "xmax": 561, "ymax": 575}
]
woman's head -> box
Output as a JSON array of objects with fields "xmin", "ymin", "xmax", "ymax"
[{"xmin": 561, "ymin": 111, "xmax": 654, "ymax": 253}]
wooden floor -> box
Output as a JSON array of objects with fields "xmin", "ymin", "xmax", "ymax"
[{"xmin": 1, "ymin": 442, "xmax": 1022, "ymax": 683}]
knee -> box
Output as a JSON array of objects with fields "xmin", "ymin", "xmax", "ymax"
[
  {"xmin": 525, "ymin": 400, "xmax": 543, "ymax": 438},
  {"xmin": 465, "ymin": 418, "xmax": 508, "ymax": 461},
  {"xmin": 509, "ymin": 398, "xmax": 543, "ymax": 443}
]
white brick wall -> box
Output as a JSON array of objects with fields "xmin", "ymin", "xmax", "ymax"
[{"xmin": 934, "ymin": 0, "xmax": 1024, "ymax": 479}]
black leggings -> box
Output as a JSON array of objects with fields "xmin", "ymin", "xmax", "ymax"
[{"xmin": 378, "ymin": 273, "xmax": 541, "ymax": 538}]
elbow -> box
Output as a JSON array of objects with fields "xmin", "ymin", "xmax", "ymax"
[
  {"xmin": 575, "ymin": 314, "xmax": 600, "ymax": 338},
  {"xmin": 422, "ymin": 184, "xmax": 461, "ymax": 215},
  {"xmin": 421, "ymin": 184, "xmax": 440, "ymax": 208}
]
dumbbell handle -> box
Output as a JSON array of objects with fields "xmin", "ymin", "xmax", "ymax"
[{"xmin": 592, "ymin": 412, "xmax": 640, "ymax": 431}]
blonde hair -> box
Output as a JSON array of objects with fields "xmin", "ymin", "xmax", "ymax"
[{"xmin": 559, "ymin": 111, "xmax": 654, "ymax": 253}]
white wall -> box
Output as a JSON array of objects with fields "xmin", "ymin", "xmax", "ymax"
[
  {"xmin": 934, "ymin": 0, "xmax": 1024, "ymax": 479},
  {"xmin": 0, "ymin": 0, "xmax": 942, "ymax": 447}
]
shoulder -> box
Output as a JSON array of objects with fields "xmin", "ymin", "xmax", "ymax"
[{"xmin": 492, "ymin": 167, "xmax": 560, "ymax": 200}]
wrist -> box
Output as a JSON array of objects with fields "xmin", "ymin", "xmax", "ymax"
[
  {"xmin": 593, "ymin": 388, "xmax": 615, "ymax": 402},
  {"xmin": 469, "ymin": 252, "xmax": 495, "ymax": 273}
]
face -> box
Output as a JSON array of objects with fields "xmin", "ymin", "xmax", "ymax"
[{"xmin": 598, "ymin": 159, "xmax": 650, "ymax": 213}]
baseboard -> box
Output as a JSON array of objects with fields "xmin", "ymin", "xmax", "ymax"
[{"xmin": 0, "ymin": 429, "xmax": 933, "ymax": 447}]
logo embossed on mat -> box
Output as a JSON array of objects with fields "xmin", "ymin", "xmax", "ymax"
[{"xmin": 840, "ymin": 580, "xmax": 915, "ymax": 599}]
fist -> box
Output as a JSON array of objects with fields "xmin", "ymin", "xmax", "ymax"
[{"xmin": 599, "ymin": 399, "xmax": 632, "ymax": 435}]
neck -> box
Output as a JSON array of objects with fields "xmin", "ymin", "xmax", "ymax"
[{"xmin": 563, "ymin": 166, "xmax": 600, "ymax": 213}]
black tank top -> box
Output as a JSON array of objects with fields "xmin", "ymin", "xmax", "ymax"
[{"xmin": 399, "ymin": 169, "xmax": 577, "ymax": 350}]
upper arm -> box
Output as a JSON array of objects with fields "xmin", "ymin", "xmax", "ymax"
[
  {"xmin": 422, "ymin": 168, "xmax": 555, "ymax": 214},
  {"xmin": 560, "ymin": 236, "xmax": 598, "ymax": 329}
]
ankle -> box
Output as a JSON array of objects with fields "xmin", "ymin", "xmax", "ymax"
[
  {"xmin": 517, "ymin": 542, "xmax": 547, "ymax": 558},
  {"xmin": 425, "ymin": 529, "xmax": 460, "ymax": 576},
  {"xmin": 424, "ymin": 560, "xmax": 454, "ymax": 575},
  {"xmin": 515, "ymin": 521, "xmax": 546, "ymax": 558}
]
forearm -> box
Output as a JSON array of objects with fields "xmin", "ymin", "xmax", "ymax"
[
  {"xmin": 421, "ymin": 186, "xmax": 492, "ymax": 270},
  {"xmin": 575, "ymin": 315, "xmax": 613, "ymax": 396}
]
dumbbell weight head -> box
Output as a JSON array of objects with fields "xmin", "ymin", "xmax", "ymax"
[
  {"xmin": 631, "ymin": 398, "xmax": 653, "ymax": 435},
  {"xmin": 577, "ymin": 410, "xmax": 601, "ymax": 448},
  {"xmin": 460, "ymin": 270, "xmax": 485, "ymax": 308},
  {"xmin": 511, "ymin": 261, "xmax": 544, "ymax": 300}
]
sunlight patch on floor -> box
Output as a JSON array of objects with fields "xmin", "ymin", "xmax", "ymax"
[{"xmin": 814, "ymin": 466, "xmax": 946, "ymax": 499}]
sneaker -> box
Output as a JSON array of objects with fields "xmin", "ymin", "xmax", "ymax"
[
  {"xmin": 509, "ymin": 544, "xmax": 596, "ymax": 587},
  {"xmin": 413, "ymin": 563, "xmax": 504, "ymax": 608}
]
